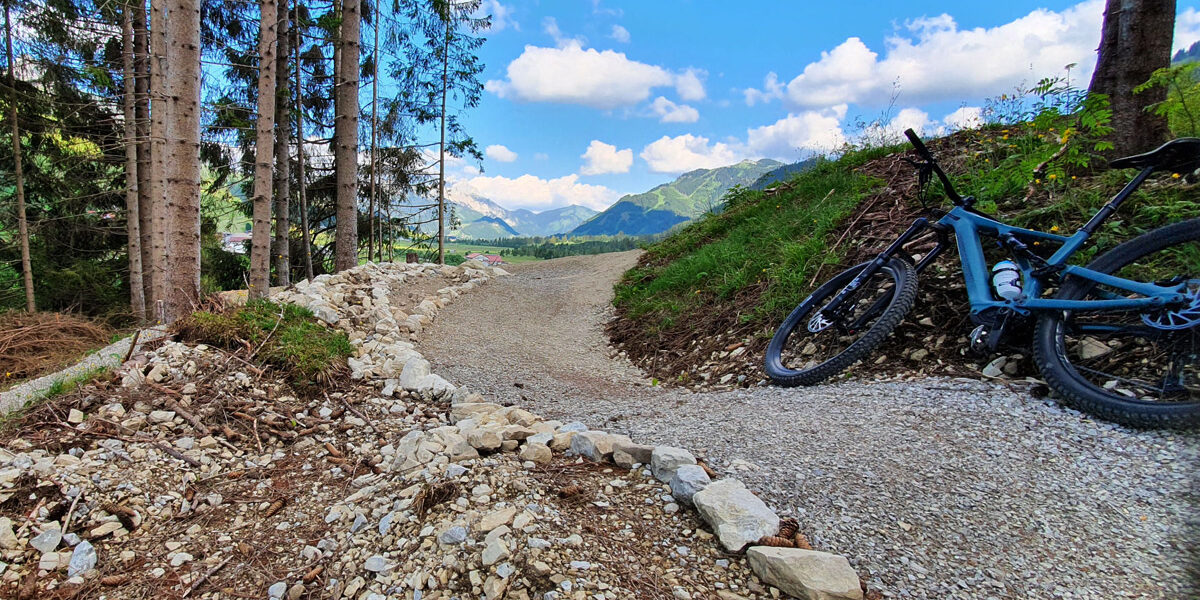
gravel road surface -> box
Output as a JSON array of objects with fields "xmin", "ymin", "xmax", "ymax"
[{"xmin": 420, "ymin": 251, "xmax": 1200, "ymax": 599}]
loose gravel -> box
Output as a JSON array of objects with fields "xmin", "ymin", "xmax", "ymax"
[{"xmin": 420, "ymin": 251, "xmax": 1200, "ymax": 600}]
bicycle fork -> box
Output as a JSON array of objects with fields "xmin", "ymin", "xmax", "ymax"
[{"xmin": 809, "ymin": 218, "xmax": 951, "ymax": 333}]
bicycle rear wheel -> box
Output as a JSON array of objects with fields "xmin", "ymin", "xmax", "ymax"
[
  {"xmin": 1033, "ymin": 218, "xmax": 1200, "ymax": 428},
  {"xmin": 765, "ymin": 258, "xmax": 917, "ymax": 386}
]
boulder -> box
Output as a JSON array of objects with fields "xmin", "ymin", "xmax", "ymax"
[
  {"xmin": 612, "ymin": 440, "xmax": 654, "ymax": 465},
  {"xmin": 651, "ymin": 446, "xmax": 696, "ymax": 483},
  {"xmin": 450, "ymin": 402, "xmax": 504, "ymax": 425},
  {"xmin": 518, "ymin": 442, "xmax": 552, "ymax": 465},
  {"xmin": 568, "ymin": 431, "xmax": 632, "ymax": 462},
  {"xmin": 693, "ymin": 479, "xmax": 779, "ymax": 552},
  {"xmin": 398, "ymin": 358, "xmax": 431, "ymax": 391},
  {"xmin": 745, "ymin": 547, "xmax": 864, "ymax": 600},
  {"xmin": 466, "ymin": 428, "xmax": 503, "ymax": 452},
  {"xmin": 669, "ymin": 464, "xmax": 711, "ymax": 506}
]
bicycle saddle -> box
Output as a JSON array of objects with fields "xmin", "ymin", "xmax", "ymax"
[{"xmin": 1109, "ymin": 137, "xmax": 1200, "ymax": 173}]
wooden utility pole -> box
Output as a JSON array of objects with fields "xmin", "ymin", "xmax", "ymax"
[
  {"xmin": 122, "ymin": 4, "xmax": 145, "ymax": 321},
  {"xmin": 437, "ymin": 19, "xmax": 449, "ymax": 265},
  {"xmin": 163, "ymin": 0, "xmax": 203, "ymax": 322},
  {"xmin": 333, "ymin": 0, "xmax": 360, "ymax": 271},
  {"xmin": 273, "ymin": 0, "xmax": 291, "ymax": 286},
  {"xmin": 367, "ymin": 0, "xmax": 379, "ymax": 263},
  {"xmin": 4, "ymin": 2, "xmax": 33, "ymax": 312},
  {"xmin": 250, "ymin": 0, "xmax": 278, "ymax": 298}
]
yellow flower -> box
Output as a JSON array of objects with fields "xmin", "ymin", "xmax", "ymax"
[
  {"xmin": 1002, "ymin": 135, "xmax": 1009, "ymax": 140},
  {"xmin": 1048, "ymin": 174, "xmax": 1057, "ymax": 180},
  {"xmin": 1172, "ymin": 173, "xmax": 1182, "ymax": 179},
  {"xmin": 1050, "ymin": 225, "xmax": 1060, "ymax": 232},
  {"xmin": 1071, "ymin": 176, "xmax": 1077, "ymax": 180},
  {"xmin": 1035, "ymin": 179, "xmax": 1041, "ymax": 184}
]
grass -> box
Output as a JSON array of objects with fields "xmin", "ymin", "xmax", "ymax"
[
  {"xmin": 175, "ymin": 299, "xmax": 354, "ymax": 388},
  {"xmin": 614, "ymin": 146, "xmax": 896, "ymax": 335}
]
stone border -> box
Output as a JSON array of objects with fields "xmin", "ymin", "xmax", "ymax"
[{"xmin": 279, "ymin": 261, "xmax": 867, "ymax": 600}]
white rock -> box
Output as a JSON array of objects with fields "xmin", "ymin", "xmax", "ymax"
[
  {"xmin": 67, "ymin": 541, "xmax": 97, "ymax": 577},
  {"xmin": 398, "ymin": 357, "xmax": 432, "ymax": 391},
  {"xmin": 518, "ymin": 442, "xmax": 552, "ymax": 464},
  {"xmin": 568, "ymin": 431, "xmax": 631, "ymax": 462},
  {"xmin": 669, "ymin": 464, "xmax": 711, "ymax": 505},
  {"xmin": 482, "ymin": 538, "xmax": 510, "ymax": 566},
  {"xmin": 745, "ymin": 546, "xmax": 864, "ymax": 600},
  {"xmin": 693, "ymin": 479, "xmax": 779, "ymax": 552},
  {"xmin": 651, "ymin": 446, "xmax": 696, "ymax": 483},
  {"xmin": 30, "ymin": 526, "xmax": 62, "ymax": 553}
]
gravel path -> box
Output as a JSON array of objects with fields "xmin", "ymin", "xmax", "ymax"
[{"xmin": 420, "ymin": 251, "xmax": 1200, "ymax": 600}]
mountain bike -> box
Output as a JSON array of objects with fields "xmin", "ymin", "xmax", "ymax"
[{"xmin": 764, "ymin": 129, "xmax": 1200, "ymax": 428}]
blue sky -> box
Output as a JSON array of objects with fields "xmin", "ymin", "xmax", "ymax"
[{"xmin": 441, "ymin": 0, "xmax": 1200, "ymax": 213}]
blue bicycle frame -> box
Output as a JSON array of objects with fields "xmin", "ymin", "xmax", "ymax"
[
  {"xmin": 818, "ymin": 130, "xmax": 1193, "ymax": 327},
  {"xmin": 938, "ymin": 206, "xmax": 1187, "ymax": 319}
]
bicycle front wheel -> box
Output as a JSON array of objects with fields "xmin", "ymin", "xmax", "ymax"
[
  {"xmin": 765, "ymin": 258, "xmax": 917, "ymax": 386},
  {"xmin": 1033, "ymin": 218, "xmax": 1200, "ymax": 428}
]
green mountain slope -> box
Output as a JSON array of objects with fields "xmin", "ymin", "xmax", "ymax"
[
  {"xmin": 570, "ymin": 159, "xmax": 783, "ymax": 237},
  {"xmin": 508, "ymin": 205, "xmax": 598, "ymax": 237}
]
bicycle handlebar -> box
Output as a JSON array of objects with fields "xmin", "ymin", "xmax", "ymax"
[{"xmin": 903, "ymin": 128, "xmax": 963, "ymax": 204}]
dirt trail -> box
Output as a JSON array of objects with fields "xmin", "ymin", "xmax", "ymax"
[{"xmin": 419, "ymin": 251, "xmax": 1200, "ymax": 600}]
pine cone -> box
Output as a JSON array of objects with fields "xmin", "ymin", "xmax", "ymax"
[
  {"xmin": 793, "ymin": 532, "xmax": 812, "ymax": 550},
  {"xmin": 757, "ymin": 535, "xmax": 795, "ymax": 548},
  {"xmin": 778, "ymin": 517, "xmax": 799, "ymax": 539}
]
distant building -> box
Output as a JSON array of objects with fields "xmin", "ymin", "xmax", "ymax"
[{"xmin": 222, "ymin": 232, "xmax": 252, "ymax": 254}]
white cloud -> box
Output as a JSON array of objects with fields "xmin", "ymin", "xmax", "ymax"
[
  {"xmin": 745, "ymin": 106, "xmax": 848, "ymax": 158},
  {"xmin": 486, "ymin": 42, "xmax": 674, "ymax": 109},
  {"xmin": 485, "ymin": 144, "xmax": 518, "ymax": 162},
  {"xmin": 456, "ymin": 174, "xmax": 621, "ymax": 211},
  {"xmin": 675, "ymin": 68, "xmax": 707, "ymax": 101},
  {"xmin": 782, "ymin": 1, "xmax": 1105, "ymax": 109},
  {"xmin": 858, "ymin": 108, "xmax": 933, "ymax": 144},
  {"xmin": 478, "ymin": 0, "xmax": 517, "ymax": 32},
  {"xmin": 580, "ymin": 140, "xmax": 633, "ymax": 175},
  {"xmin": 744, "ymin": 72, "xmax": 784, "ymax": 106},
  {"xmin": 943, "ymin": 106, "xmax": 983, "ymax": 130},
  {"xmin": 1177, "ymin": 8, "xmax": 1200, "ymax": 53},
  {"xmin": 542, "ymin": 17, "xmax": 586, "ymax": 48},
  {"xmin": 610, "ymin": 24, "xmax": 630, "ymax": 43},
  {"xmin": 649, "ymin": 96, "xmax": 700, "ymax": 123},
  {"xmin": 640, "ymin": 134, "xmax": 740, "ymax": 174}
]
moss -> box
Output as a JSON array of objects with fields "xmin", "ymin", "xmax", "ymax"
[{"xmin": 176, "ymin": 299, "xmax": 354, "ymax": 387}]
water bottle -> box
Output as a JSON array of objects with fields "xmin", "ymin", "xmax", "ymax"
[{"xmin": 991, "ymin": 260, "xmax": 1022, "ymax": 300}]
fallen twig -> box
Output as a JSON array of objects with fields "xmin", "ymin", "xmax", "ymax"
[{"xmin": 182, "ymin": 555, "xmax": 233, "ymax": 598}]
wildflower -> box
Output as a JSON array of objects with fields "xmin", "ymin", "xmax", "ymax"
[
  {"xmin": 1048, "ymin": 174, "xmax": 1057, "ymax": 180},
  {"xmin": 1050, "ymin": 225, "xmax": 1060, "ymax": 232},
  {"xmin": 1035, "ymin": 179, "xmax": 1041, "ymax": 184},
  {"xmin": 1002, "ymin": 135, "xmax": 1009, "ymax": 140},
  {"xmin": 1071, "ymin": 176, "xmax": 1077, "ymax": 180},
  {"xmin": 1172, "ymin": 173, "xmax": 1182, "ymax": 179}
]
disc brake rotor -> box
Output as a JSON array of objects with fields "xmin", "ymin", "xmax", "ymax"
[{"xmin": 1142, "ymin": 281, "xmax": 1200, "ymax": 331}]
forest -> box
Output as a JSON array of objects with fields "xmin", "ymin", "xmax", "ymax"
[{"xmin": 0, "ymin": 0, "xmax": 490, "ymax": 324}]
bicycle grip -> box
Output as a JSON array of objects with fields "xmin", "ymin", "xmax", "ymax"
[{"xmin": 904, "ymin": 128, "xmax": 933, "ymax": 159}]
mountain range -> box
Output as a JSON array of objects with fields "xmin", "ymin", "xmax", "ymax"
[
  {"xmin": 446, "ymin": 157, "xmax": 813, "ymax": 239},
  {"xmin": 569, "ymin": 158, "xmax": 785, "ymax": 237}
]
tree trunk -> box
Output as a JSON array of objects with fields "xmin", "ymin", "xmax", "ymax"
[
  {"xmin": 368, "ymin": 0, "xmax": 379, "ymax": 264},
  {"xmin": 149, "ymin": 0, "xmax": 169, "ymax": 322},
  {"xmin": 295, "ymin": 38, "xmax": 313, "ymax": 281},
  {"xmin": 273, "ymin": 0, "xmax": 290, "ymax": 287},
  {"xmin": 250, "ymin": 0, "xmax": 278, "ymax": 298},
  {"xmin": 333, "ymin": 0, "xmax": 359, "ymax": 271},
  {"xmin": 122, "ymin": 5, "xmax": 145, "ymax": 321},
  {"xmin": 4, "ymin": 2, "xmax": 33, "ymax": 312},
  {"xmin": 134, "ymin": 0, "xmax": 153, "ymax": 312},
  {"xmin": 437, "ymin": 21, "xmax": 448, "ymax": 266},
  {"xmin": 1089, "ymin": 0, "xmax": 1174, "ymax": 154},
  {"xmin": 162, "ymin": 0, "xmax": 202, "ymax": 322}
]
